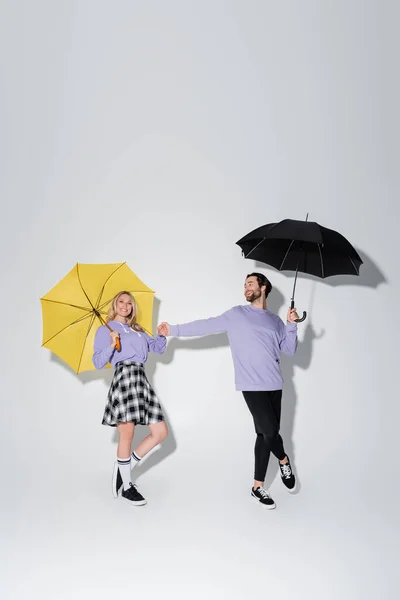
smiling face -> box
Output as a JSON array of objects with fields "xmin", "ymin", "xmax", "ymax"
[
  {"xmin": 115, "ymin": 293, "xmax": 134, "ymax": 321},
  {"xmin": 244, "ymin": 275, "xmax": 265, "ymax": 303}
]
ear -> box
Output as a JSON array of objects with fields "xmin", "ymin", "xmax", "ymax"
[{"xmin": 261, "ymin": 285, "xmax": 267, "ymax": 295}]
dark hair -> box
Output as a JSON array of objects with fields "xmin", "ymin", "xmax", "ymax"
[{"xmin": 246, "ymin": 272, "xmax": 272, "ymax": 298}]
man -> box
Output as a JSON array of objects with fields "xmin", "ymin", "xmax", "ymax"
[{"xmin": 158, "ymin": 273, "xmax": 299, "ymax": 510}]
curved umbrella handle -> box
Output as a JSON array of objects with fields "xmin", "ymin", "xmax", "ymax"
[
  {"xmin": 290, "ymin": 300, "xmax": 307, "ymax": 323},
  {"xmin": 295, "ymin": 311, "xmax": 307, "ymax": 323}
]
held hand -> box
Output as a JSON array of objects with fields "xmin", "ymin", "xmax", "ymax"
[
  {"xmin": 157, "ymin": 322, "xmax": 171, "ymax": 336},
  {"xmin": 287, "ymin": 307, "xmax": 299, "ymax": 323},
  {"xmin": 110, "ymin": 331, "xmax": 120, "ymax": 349}
]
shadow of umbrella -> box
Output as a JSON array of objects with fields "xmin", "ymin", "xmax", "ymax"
[
  {"xmin": 255, "ymin": 249, "xmax": 387, "ymax": 289},
  {"xmin": 50, "ymin": 352, "xmax": 114, "ymax": 386},
  {"xmin": 263, "ymin": 284, "xmax": 324, "ymax": 492}
]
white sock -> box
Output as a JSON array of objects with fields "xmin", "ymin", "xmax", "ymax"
[
  {"xmin": 131, "ymin": 450, "xmax": 142, "ymax": 465},
  {"xmin": 131, "ymin": 444, "xmax": 161, "ymax": 469},
  {"xmin": 117, "ymin": 457, "xmax": 132, "ymax": 491}
]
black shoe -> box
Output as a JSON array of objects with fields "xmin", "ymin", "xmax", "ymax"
[
  {"xmin": 112, "ymin": 462, "xmax": 123, "ymax": 498},
  {"xmin": 251, "ymin": 486, "xmax": 276, "ymax": 509},
  {"xmin": 121, "ymin": 483, "xmax": 147, "ymax": 506},
  {"xmin": 279, "ymin": 457, "xmax": 296, "ymax": 492}
]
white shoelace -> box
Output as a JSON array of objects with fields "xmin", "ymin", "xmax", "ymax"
[
  {"xmin": 257, "ymin": 487, "xmax": 271, "ymax": 499},
  {"xmin": 281, "ymin": 464, "xmax": 292, "ymax": 479}
]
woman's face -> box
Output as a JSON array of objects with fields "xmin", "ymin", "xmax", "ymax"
[{"xmin": 115, "ymin": 294, "xmax": 134, "ymax": 319}]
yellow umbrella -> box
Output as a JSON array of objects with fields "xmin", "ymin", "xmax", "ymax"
[{"xmin": 41, "ymin": 262, "xmax": 155, "ymax": 373}]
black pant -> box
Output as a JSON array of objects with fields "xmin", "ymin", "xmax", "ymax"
[{"xmin": 242, "ymin": 390, "xmax": 286, "ymax": 483}]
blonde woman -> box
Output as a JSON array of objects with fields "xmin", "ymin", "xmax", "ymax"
[{"xmin": 93, "ymin": 291, "xmax": 168, "ymax": 506}]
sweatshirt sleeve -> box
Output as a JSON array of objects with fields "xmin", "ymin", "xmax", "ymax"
[
  {"xmin": 145, "ymin": 333, "xmax": 167, "ymax": 355},
  {"xmin": 279, "ymin": 321, "xmax": 298, "ymax": 356},
  {"xmin": 169, "ymin": 310, "xmax": 231, "ymax": 337},
  {"xmin": 92, "ymin": 326, "xmax": 115, "ymax": 369}
]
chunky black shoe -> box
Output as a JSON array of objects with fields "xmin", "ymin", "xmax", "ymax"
[
  {"xmin": 112, "ymin": 462, "xmax": 123, "ymax": 498},
  {"xmin": 121, "ymin": 483, "xmax": 147, "ymax": 506},
  {"xmin": 251, "ymin": 486, "xmax": 276, "ymax": 509},
  {"xmin": 279, "ymin": 457, "xmax": 296, "ymax": 492}
]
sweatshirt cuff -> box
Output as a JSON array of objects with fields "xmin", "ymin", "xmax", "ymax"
[
  {"xmin": 286, "ymin": 321, "xmax": 298, "ymax": 329},
  {"xmin": 170, "ymin": 325, "xmax": 179, "ymax": 337}
]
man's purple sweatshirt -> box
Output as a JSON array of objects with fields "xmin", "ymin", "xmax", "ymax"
[{"xmin": 170, "ymin": 305, "xmax": 297, "ymax": 391}]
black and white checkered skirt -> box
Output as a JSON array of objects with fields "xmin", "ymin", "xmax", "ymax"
[{"xmin": 102, "ymin": 361, "xmax": 165, "ymax": 427}]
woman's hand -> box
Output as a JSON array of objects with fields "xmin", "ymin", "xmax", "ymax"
[{"xmin": 110, "ymin": 331, "xmax": 120, "ymax": 348}]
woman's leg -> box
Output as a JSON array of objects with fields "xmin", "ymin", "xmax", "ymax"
[
  {"xmin": 117, "ymin": 422, "xmax": 135, "ymax": 490},
  {"xmin": 132, "ymin": 421, "xmax": 168, "ymax": 464}
]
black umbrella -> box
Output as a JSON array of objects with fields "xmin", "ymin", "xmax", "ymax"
[{"xmin": 236, "ymin": 216, "xmax": 363, "ymax": 323}]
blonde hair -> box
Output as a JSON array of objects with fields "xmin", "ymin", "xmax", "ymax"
[{"xmin": 107, "ymin": 291, "xmax": 143, "ymax": 331}]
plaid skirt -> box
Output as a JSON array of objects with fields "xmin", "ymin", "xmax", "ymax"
[{"xmin": 102, "ymin": 361, "xmax": 165, "ymax": 427}]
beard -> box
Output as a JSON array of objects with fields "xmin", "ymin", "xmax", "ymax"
[{"xmin": 245, "ymin": 289, "xmax": 262, "ymax": 303}]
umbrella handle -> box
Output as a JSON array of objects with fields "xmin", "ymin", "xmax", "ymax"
[
  {"xmin": 295, "ymin": 311, "xmax": 307, "ymax": 323},
  {"xmin": 114, "ymin": 335, "xmax": 121, "ymax": 352},
  {"xmin": 290, "ymin": 300, "xmax": 307, "ymax": 323},
  {"xmin": 104, "ymin": 323, "xmax": 121, "ymax": 351}
]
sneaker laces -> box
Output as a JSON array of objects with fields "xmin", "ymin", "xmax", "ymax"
[
  {"xmin": 281, "ymin": 463, "xmax": 292, "ymax": 479},
  {"xmin": 257, "ymin": 487, "xmax": 271, "ymax": 499}
]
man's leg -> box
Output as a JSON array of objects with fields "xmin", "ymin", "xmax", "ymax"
[
  {"xmin": 269, "ymin": 390, "xmax": 287, "ymax": 463},
  {"xmin": 269, "ymin": 390, "xmax": 296, "ymax": 491},
  {"xmin": 243, "ymin": 391, "xmax": 281, "ymax": 489}
]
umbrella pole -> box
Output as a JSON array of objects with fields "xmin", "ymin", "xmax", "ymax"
[
  {"xmin": 95, "ymin": 311, "xmax": 121, "ymax": 351},
  {"xmin": 291, "ymin": 247, "xmax": 307, "ymax": 323},
  {"xmin": 290, "ymin": 267, "xmax": 299, "ymax": 310}
]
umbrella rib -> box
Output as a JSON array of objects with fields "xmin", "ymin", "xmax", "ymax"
[
  {"xmin": 318, "ymin": 244, "xmax": 325, "ymax": 278},
  {"xmin": 77, "ymin": 312, "xmax": 98, "ymax": 373},
  {"xmin": 348, "ymin": 255, "xmax": 359, "ymax": 275},
  {"xmin": 42, "ymin": 312, "xmax": 93, "ymax": 345},
  {"xmin": 95, "ymin": 262, "xmax": 126, "ymax": 312},
  {"xmin": 244, "ymin": 238, "xmax": 266, "ymax": 258},
  {"xmin": 41, "ymin": 299, "xmax": 92, "ymax": 312},
  {"xmin": 76, "ymin": 264, "xmax": 98, "ymax": 313},
  {"xmin": 97, "ymin": 290, "xmax": 154, "ymax": 312},
  {"xmin": 279, "ymin": 240, "xmax": 295, "ymax": 270}
]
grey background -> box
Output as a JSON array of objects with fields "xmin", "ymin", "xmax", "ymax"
[{"xmin": 1, "ymin": 1, "xmax": 398, "ymax": 599}]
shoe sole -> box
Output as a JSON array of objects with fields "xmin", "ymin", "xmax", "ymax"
[
  {"xmin": 121, "ymin": 496, "xmax": 147, "ymax": 506},
  {"xmin": 251, "ymin": 494, "xmax": 276, "ymax": 510},
  {"xmin": 112, "ymin": 462, "xmax": 121, "ymax": 499},
  {"xmin": 282, "ymin": 480, "xmax": 297, "ymax": 494}
]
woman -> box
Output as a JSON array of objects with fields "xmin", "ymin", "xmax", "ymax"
[{"xmin": 93, "ymin": 291, "xmax": 168, "ymax": 506}]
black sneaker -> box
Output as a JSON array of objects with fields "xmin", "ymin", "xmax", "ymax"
[
  {"xmin": 112, "ymin": 462, "xmax": 123, "ymax": 498},
  {"xmin": 279, "ymin": 457, "xmax": 296, "ymax": 492},
  {"xmin": 251, "ymin": 486, "xmax": 276, "ymax": 509},
  {"xmin": 121, "ymin": 483, "xmax": 147, "ymax": 506}
]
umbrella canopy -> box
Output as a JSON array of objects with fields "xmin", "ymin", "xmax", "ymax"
[
  {"xmin": 41, "ymin": 262, "xmax": 155, "ymax": 373},
  {"xmin": 236, "ymin": 218, "xmax": 363, "ymax": 322},
  {"xmin": 236, "ymin": 219, "xmax": 363, "ymax": 278}
]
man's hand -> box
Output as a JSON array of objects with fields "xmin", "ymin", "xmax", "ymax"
[
  {"xmin": 157, "ymin": 322, "xmax": 171, "ymax": 336},
  {"xmin": 287, "ymin": 308, "xmax": 299, "ymax": 323}
]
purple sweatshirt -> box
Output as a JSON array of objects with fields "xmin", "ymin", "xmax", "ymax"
[
  {"xmin": 92, "ymin": 320, "xmax": 166, "ymax": 369},
  {"xmin": 170, "ymin": 305, "xmax": 297, "ymax": 391}
]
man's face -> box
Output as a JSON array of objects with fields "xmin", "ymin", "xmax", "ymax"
[{"xmin": 244, "ymin": 276, "xmax": 263, "ymax": 303}]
